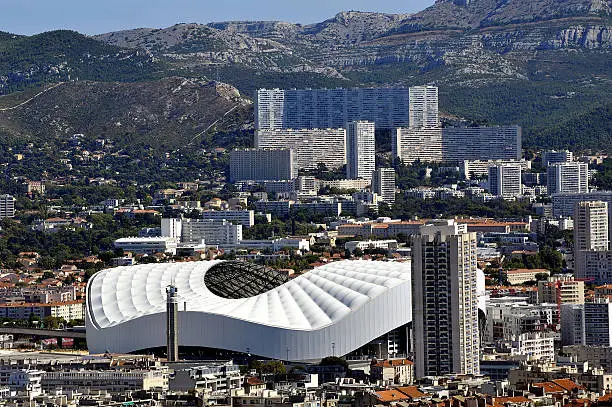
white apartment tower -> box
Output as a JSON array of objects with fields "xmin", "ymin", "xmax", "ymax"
[
  {"xmin": 409, "ymin": 86, "xmax": 439, "ymax": 128},
  {"xmin": 372, "ymin": 168, "xmax": 396, "ymax": 204},
  {"xmin": 547, "ymin": 162, "xmax": 589, "ymax": 195},
  {"xmin": 255, "ymin": 128, "xmax": 346, "ymax": 170},
  {"xmin": 411, "ymin": 221, "xmax": 480, "ymax": 378},
  {"xmin": 574, "ymin": 201, "xmax": 609, "ymax": 252},
  {"xmin": 229, "ymin": 148, "xmax": 296, "ymax": 182},
  {"xmin": 488, "ymin": 164, "xmax": 522, "ymax": 199},
  {"xmin": 0, "ymin": 195, "xmax": 15, "ymax": 218},
  {"xmin": 574, "ymin": 201, "xmax": 610, "ymax": 282},
  {"xmin": 543, "ymin": 150, "xmax": 573, "ymax": 166},
  {"xmin": 346, "ymin": 121, "xmax": 375, "ymax": 180},
  {"xmin": 255, "ymin": 88, "xmax": 410, "ymax": 130},
  {"xmin": 392, "ymin": 127, "xmax": 443, "ymax": 163}
]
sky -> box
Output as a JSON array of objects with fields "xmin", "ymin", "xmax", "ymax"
[{"xmin": 2, "ymin": 0, "xmax": 435, "ymax": 36}]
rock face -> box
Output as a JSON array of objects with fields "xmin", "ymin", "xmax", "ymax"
[{"xmin": 93, "ymin": 0, "xmax": 611, "ymax": 86}]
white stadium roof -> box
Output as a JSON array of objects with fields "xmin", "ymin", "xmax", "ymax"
[{"xmin": 86, "ymin": 260, "xmax": 413, "ymax": 361}]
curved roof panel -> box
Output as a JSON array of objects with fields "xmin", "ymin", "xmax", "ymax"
[{"xmin": 86, "ymin": 260, "xmax": 412, "ymax": 361}]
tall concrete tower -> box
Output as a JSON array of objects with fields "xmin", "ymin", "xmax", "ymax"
[
  {"xmin": 411, "ymin": 220, "xmax": 480, "ymax": 378},
  {"xmin": 166, "ymin": 285, "xmax": 179, "ymax": 362}
]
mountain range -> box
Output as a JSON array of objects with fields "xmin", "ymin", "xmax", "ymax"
[{"xmin": 0, "ymin": 0, "xmax": 610, "ymax": 152}]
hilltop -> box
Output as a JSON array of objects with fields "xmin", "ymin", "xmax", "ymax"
[{"xmin": 0, "ymin": 0, "xmax": 609, "ymax": 151}]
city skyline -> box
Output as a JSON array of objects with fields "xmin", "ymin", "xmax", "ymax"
[{"xmin": 2, "ymin": 0, "xmax": 435, "ymax": 36}]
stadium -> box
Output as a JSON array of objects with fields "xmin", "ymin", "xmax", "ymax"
[{"xmin": 86, "ymin": 260, "xmax": 414, "ymax": 361}]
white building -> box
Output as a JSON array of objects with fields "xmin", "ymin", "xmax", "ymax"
[
  {"xmin": 114, "ymin": 237, "xmax": 179, "ymax": 255},
  {"xmin": 346, "ymin": 121, "xmax": 375, "ymax": 180},
  {"xmin": 409, "ymin": 86, "xmax": 439, "ymax": 128},
  {"xmin": 230, "ymin": 149, "xmax": 296, "ymax": 182},
  {"xmin": 442, "ymin": 126, "xmax": 522, "ymax": 162},
  {"xmin": 411, "ymin": 220, "xmax": 480, "ymax": 377},
  {"xmin": 509, "ymin": 332, "xmax": 555, "ymax": 361},
  {"xmin": 543, "ymin": 150, "xmax": 573, "ymax": 166},
  {"xmin": 255, "ymin": 128, "xmax": 346, "ymax": 170},
  {"xmin": 392, "ymin": 127, "xmax": 443, "ymax": 163},
  {"xmin": 560, "ymin": 300, "xmax": 612, "ymax": 347},
  {"xmin": 345, "ymin": 240, "xmax": 398, "ymax": 252},
  {"xmin": 486, "ymin": 298, "xmax": 558, "ymax": 343},
  {"xmin": 255, "ymin": 87, "xmax": 410, "ymax": 130},
  {"xmin": 86, "ymin": 260, "xmax": 413, "ymax": 361},
  {"xmin": 462, "ymin": 160, "xmax": 531, "ymax": 180},
  {"xmin": 575, "ymin": 201, "xmax": 609, "ymax": 251},
  {"xmin": 547, "ymin": 162, "xmax": 589, "ymax": 195},
  {"xmin": 0, "ymin": 195, "xmax": 15, "ymax": 218},
  {"xmin": 574, "ymin": 201, "xmax": 611, "ymax": 282},
  {"xmin": 202, "ymin": 210, "xmax": 255, "ymax": 228},
  {"xmin": 372, "ymin": 168, "xmax": 396, "ymax": 204},
  {"xmin": 162, "ymin": 218, "xmax": 242, "ymax": 247},
  {"xmin": 488, "ymin": 164, "xmax": 522, "ymax": 199}
]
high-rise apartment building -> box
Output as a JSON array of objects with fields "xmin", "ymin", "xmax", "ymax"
[
  {"xmin": 409, "ymin": 86, "xmax": 439, "ymax": 128},
  {"xmin": 547, "ymin": 162, "xmax": 589, "ymax": 195},
  {"xmin": 229, "ymin": 149, "xmax": 296, "ymax": 182},
  {"xmin": 0, "ymin": 195, "xmax": 15, "ymax": 218},
  {"xmin": 346, "ymin": 121, "xmax": 375, "ymax": 180},
  {"xmin": 574, "ymin": 201, "xmax": 609, "ymax": 252},
  {"xmin": 372, "ymin": 168, "xmax": 396, "ymax": 204},
  {"xmin": 392, "ymin": 127, "xmax": 443, "ymax": 164},
  {"xmin": 561, "ymin": 300, "xmax": 612, "ymax": 347},
  {"xmin": 411, "ymin": 220, "xmax": 480, "ymax": 378},
  {"xmin": 394, "ymin": 126, "xmax": 522, "ymax": 163},
  {"xmin": 574, "ymin": 201, "xmax": 611, "ymax": 283},
  {"xmin": 538, "ymin": 275, "xmax": 585, "ymax": 305},
  {"xmin": 488, "ymin": 164, "xmax": 522, "ymax": 199},
  {"xmin": 162, "ymin": 218, "xmax": 242, "ymax": 247},
  {"xmin": 255, "ymin": 88, "xmax": 410, "ymax": 130},
  {"xmin": 442, "ymin": 126, "xmax": 522, "ymax": 161},
  {"xmin": 255, "ymin": 128, "xmax": 346, "ymax": 170},
  {"xmin": 543, "ymin": 150, "xmax": 574, "ymax": 166}
]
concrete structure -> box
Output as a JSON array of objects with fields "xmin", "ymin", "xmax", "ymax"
[
  {"xmin": 317, "ymin": 179, "xmax": 370, "ymax": 191},
  {"xmin": 547, "ymin": 162, "xmax": 589, "ymax": 195},
  {"xmin": 0, "ymin": 195, "xmax": 15, "ymax": 218},
  {"xmin": 538, "ymin": 275, "xmax": 585, "ymax": 305},
  {"xmin": 255, "ymin": 87, "xmax": 410, "ymax": 130},
  {"xmin": 560, "ymin": 300, "xmax": 612, "ymax": 346},
  {"xmin": 543, "ymin": 150, "xmax": 573, "ymax": 166},
  {"xmin": 346, "ymin": 121, "xmax": 375, "ymax": 180},
  {"xmin": 552, "ymin": 191, "xmax": 612, "ymax": 218},
  {"xmin": 411, "ymin": 220, "xmax": 480, "ymax": 377},
  {"xmin": 574, "ymin": 201, "xmax": 611, "ymax": 282},
  {"xmin": 372, "ymin": 168, "xmax": 396, "ymax": 204},
  {"xmin": 255, "ymin": 128, "xmax": 346, "ymax": 170},
  {"xmin": 86, "ymin": 260, "xmax": 413, "ymax": 361},
  {"xmin": 462, "ymin": 160, "xmax": 531, "ymax": 180},
  {"xmin": 163, "ymin": 218, "xmax": 242, "ymax": 247},
  {"xmin": 488, "ymin": 164, "xmax": 522, "ymax": 199},
  {"xmin": 0, "ymin": 301, "xmax": 84, "ymax": 322},
  {"xmin": 169, "ymin": 360, "xmax": 243, "ymax": 392},
  {"xmin": 345, "ymin": 240, "xmax": 398, "ymax": 252},
  {"xmin": 230, "ymin": 149, "xmax": 296, "ymax": 182},
  {"xmin": 486, "ymin": 298, "xmax": 558, "ymax": 343},
  {"xmin": 409, "ymin": 86, "xmax": 439, "ymax": 128},
  {"xmin": 393, "ymin": 127, "xmax": 443, "ymax": 164},
  {"xmin": 442, "ymin": 126, "xmax": 522, "ymax": 162},
  {"xmin": 166, "ymin": 286, "xmax": 179, "ymax": 362},
  {"xmin": 575, "ymin": 201, "xmax": 609, "ymax": 251},
  {"xmin": 202, "ymin": 210, "xmax": 255, "ymax": 228},
  {"xmin": 370, "ymin": 359, "xmax": 414, "ymax": 386},
  {"xmin": 505, "ymin": 269, "xmax": 550, "ymax": 285},
  {"xmin": 114, "ymin": 237, "xmax": 179, "ymax": 255}
]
